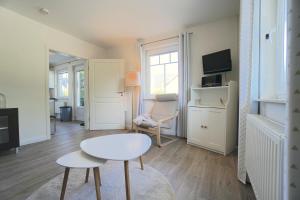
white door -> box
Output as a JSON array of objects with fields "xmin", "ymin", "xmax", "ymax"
[
  {"xmin": 89, "ymin": 59, "xmax": 125, "ymax": 130},
  {"xmin": 74, "ymin": 65, "xmax": 85, "ymax": 121}
]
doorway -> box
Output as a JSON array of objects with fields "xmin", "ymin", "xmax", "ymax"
[{"xmin": 48, "ymin": 50, "xmax": 87, "ymax": 136}]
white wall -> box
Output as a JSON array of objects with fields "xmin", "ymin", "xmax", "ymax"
[
  {"xmin": 0, "ymin": 7, "xmax": 106, "ymax": 145},
  {"xmin": 106, "ymin": 40, "xmax": 141, "ymax": 129},
  {"xmin": 106, "ymin": 39, "xmax": 140, "ymax": 71},
  {"xmin": 188, "ymin": 16, "xmax": 239, "ymax": 87},
  {"xmin": 107, "ymin": 16, "xmax": 239, "ymax": 129}
]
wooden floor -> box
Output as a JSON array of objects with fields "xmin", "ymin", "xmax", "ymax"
[{"xmin": 0, "ymin": 123, "xmax": 256, "ymax": 200}]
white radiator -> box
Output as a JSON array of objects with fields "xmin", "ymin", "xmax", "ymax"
[{"xmin": 245, "ymin": 114, "xmax": 285, "ymax": 200}]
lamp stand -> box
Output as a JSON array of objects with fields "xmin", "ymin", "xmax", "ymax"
[{"xmin": 131, "ymin": 87, "xmax": 134, "ymax": 130}]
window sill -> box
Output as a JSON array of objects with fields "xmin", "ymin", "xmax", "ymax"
[{"xmin": 256, "ymin": 99, "xmax": 287, "ymax": 104}]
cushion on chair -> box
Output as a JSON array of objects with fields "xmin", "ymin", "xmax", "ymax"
[
  {"xmin": 133, "ymin": 114, "xmax": 158, "ymax": 128},
  {"xmin": 155, "ymin": 93, "xmax": 177, "ymax": 102}
]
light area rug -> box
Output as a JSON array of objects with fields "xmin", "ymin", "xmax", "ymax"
[{"xmin": 26, "ymin": 161, "xmax": 175, "ymax": 200}]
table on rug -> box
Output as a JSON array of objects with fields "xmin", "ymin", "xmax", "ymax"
[{"xmin": 80, "ymin": 133, "xmax": 152, "ymax": 200}]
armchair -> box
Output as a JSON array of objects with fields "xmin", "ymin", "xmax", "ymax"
[{"xmin": 134, "ymin": 94, "xmax": 178, "ymax": 147}]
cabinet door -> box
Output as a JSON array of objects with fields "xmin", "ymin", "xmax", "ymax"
[
  {"xmin": 206, "ymin": 109, "xmax": 226, "ymax": 152},
  {"xmin": 49, "ymin": 70, "xmax": 55, "ymax": 88},
  {"xmin": 187, "ymin": 107, "xmax": 210, "ymax": 146}
]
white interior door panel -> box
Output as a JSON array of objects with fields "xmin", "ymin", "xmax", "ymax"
[{"xmin": 89, "ymin": 59, "xmax": 125, "ymax": 130}]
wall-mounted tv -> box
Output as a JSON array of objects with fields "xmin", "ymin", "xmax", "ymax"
[{"xmin": 202, "ymin": 49, "xmax": 232, "ymax": 74}]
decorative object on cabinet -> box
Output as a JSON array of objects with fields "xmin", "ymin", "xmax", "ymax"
[{"xmin": 187, "ymin": 81, "xmax": 238, "ymax": 155}]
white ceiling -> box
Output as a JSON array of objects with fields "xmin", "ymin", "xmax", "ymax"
[
  {"xmin": 49, "ymin": 50, "xmax": 80, "ymax": 67},
  {"xmin": 0, "ymin": 0, "xmax": 239, "ymax": 47}
]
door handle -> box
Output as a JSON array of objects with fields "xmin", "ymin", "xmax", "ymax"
[{"xmin": 116, "ymin": 92, "xmax": 124, "ymax": 96}]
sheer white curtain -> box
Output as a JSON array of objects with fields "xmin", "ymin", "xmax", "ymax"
[
  {"xmin": 138, "ymin": 38, "xmax": 179, "ymax": 116},
  {"xmin": 237, "ymin": 0, "xmax": 258, "ymax": 183},
  {"xmin": 178, "ymin": 32, "xmax": 191, "ymax": 138},
  {"xmin": 286, "ymin": 0, "xmax": 300, "ymax": 199},
  {"xmin": 138, "ymin": 41, "xmax": 145, "ymax": 116},
  {"xmin": 138, "ymin": 34, "xmax": 190, "ymax": 138}
]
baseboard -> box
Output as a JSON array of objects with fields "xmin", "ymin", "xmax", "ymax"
[{"xmin": 20, "ymin": 134, "xmax": 50, "ymax": 146}]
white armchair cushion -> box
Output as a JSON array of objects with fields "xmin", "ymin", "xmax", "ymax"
[
  {"xmin": 155, "ymin": 93, "xmax": 177, "ymax": 101},
  {"xmin": 133, "ymin": 114, "xmax": 158, "ymax": 128},
  {"xmin": 151, "ymin": 100, "xmax": 178, "ymax": 129},
  {"xmin": 135, "ymin": 94, "xmax": 178, "ymax": 132}
]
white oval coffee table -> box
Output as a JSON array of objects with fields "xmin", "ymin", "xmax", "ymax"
[{"xmin": 80, "ymin": 133, "xmax": 152, "ymax": 200}]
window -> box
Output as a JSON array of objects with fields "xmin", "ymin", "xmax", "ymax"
[
  {"xmin": 76, "ymin": 70, "xmax": 85, "ymax": 107},
  {"xmin": 147, "ymin": 51, "xmax": 178, "ymax": 96},
  {"xmin": 258, "ymin": 0, "xmax": 287, "ymax": 100},
  {"xmin": 57, "ymin": 72, "xmax": 69, "ymax": 98}
]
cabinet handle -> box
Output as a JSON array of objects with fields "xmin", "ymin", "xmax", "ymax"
[
  {"xmin": 204, "ymin": 126, "xmax": 208, "ymax": 129},
  {"xmin": 201, "ymin": 125, "xmax": 204, "ymax": 128}
]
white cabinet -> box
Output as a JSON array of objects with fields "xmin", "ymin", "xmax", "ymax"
[
  {"xmin": 49, "ymin": 70, "xmax": 55, "ymax": 88},
  {"xmin": 188, "ymin": 108, "xmax": 209, "ymax": 146},
  {"xmin": 187, "ymin": 81, "xmax": 238, "ymax": 155}
]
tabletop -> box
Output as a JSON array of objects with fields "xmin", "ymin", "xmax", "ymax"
[
  {"xmin": 80, "ymin": 133, "xmax": 152, "ymax": 161},
  {"xmin": 56, "ymin": 150, "xmax": 106, "ymax": 168}
]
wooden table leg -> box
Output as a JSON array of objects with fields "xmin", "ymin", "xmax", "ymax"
[
  {"xmin": 85, "ymin": 168, "xmax": 90, "ymax": 183},
  {"xmin": 139, "ymin": 156, "xmax": 144, "ymax": 170},
  {"xmin": 98, "ymin": 168, "xmax": 102, "ymax": 186},
  {"xmin": 60, "ymin": 167, "xmax": 70, "ymax": 200},
  {"xmin": 157, "ymin": 127, "xmax": 161, "ymax": 147},
  {"xmin": 93, "ymin": 167, "xmax": 101, "ymax": 200},
  {"xmin": 124, "ymin": 160, "xmax": 131, "ymax": 200}
]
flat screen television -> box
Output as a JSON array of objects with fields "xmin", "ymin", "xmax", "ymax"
[{"xmin": 202, "ymin": 49, "xmax": 232, "ymax": 74}]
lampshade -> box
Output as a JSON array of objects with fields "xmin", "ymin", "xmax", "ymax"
[{"xmin": 125, "ymin": 71, "xmax": 140, "ymax": 87}]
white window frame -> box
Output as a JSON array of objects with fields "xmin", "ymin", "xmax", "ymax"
[
  {"xmin": 144, "ymin": 45, "xmax": 179, "ymax": 99},
  {"xmin": 252, "ymin": 0, "xmax": 287, "ymax": 125},
  {"xmin": 74, "ymin": 65, "xmax": 85, "ymax": 108},
  {"xmin": 56, "ymin": 69, "xmax": 69, "ymax": 99},
  {"xmin": 258, "ymin": 0, "xmax": 287, "ymax": 101}
]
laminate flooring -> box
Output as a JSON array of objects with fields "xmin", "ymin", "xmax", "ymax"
[{"xmin": 0, "ymin": 125, "xmax": 256, "ymax": 200}]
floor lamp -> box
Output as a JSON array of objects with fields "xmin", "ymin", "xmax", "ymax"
[{"xmin": 125, "ymin": 71, "xmax": 141, "ymax": 130}]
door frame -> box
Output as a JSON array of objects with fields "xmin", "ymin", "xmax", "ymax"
[
  {"xmin": 45, "ymin": 48, "xmax": 90, "ymax": 140},
  {"xmin": 88, "ymin": 59, "xmax": 125, "ymax": 130},
  {"xmin": 84, "ymin": 60, "xmax": 90, "ymax": 130}
]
